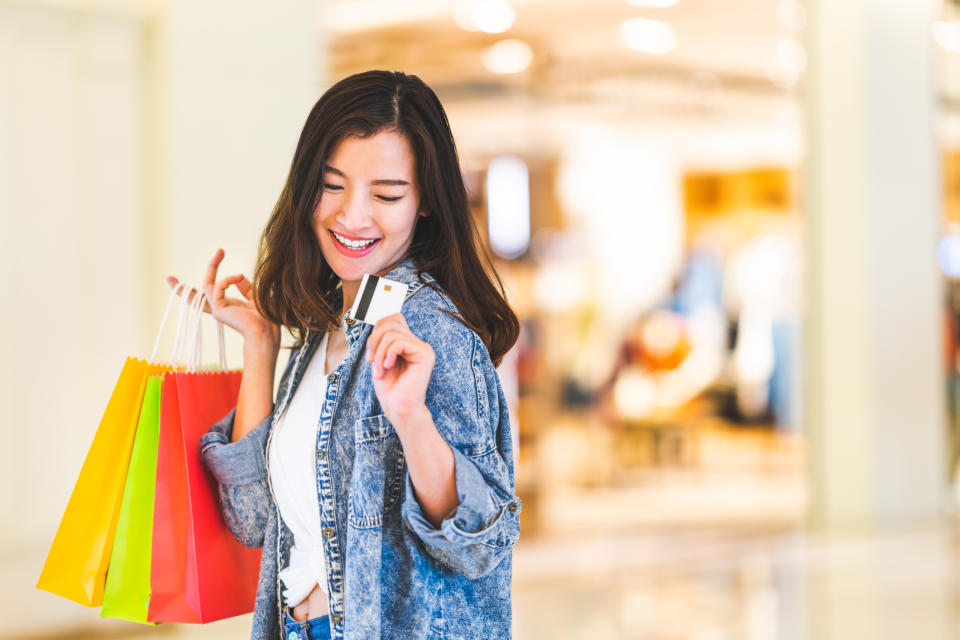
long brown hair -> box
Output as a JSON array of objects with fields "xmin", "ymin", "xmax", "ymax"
[{"xmin": 253, "ymin": 70, "xmax": 519, "ymax": 366}]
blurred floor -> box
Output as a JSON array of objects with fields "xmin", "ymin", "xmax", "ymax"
[
  {"xmin": 15, "ymin": 521, "xmax": 960, "ymax": 640},
  {"xmin": 14, "ymin": 420, "xmax": 958, "ymax": 640},
  {"xmin": 512, "ymin": 522, "xmax": 960, "ymax": 640}
]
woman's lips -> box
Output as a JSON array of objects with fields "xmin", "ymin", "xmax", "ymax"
[{"xmin": 329, "ymin": 230, "xmax": 381, "ymax": 257}]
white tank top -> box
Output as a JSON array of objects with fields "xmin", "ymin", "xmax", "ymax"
[{"xmin": 267, "ymin": 332, "xmax": 330, "ymax": 608}]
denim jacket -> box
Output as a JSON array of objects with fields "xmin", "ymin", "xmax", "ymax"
[{"xmin": 198, "ymin": 257, "xmax": 522, "ymax": 640}]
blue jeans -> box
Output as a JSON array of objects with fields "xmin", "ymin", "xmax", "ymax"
[{"xmin": 282, "ymin": 607, "xmax": 331, "ymax": 640}]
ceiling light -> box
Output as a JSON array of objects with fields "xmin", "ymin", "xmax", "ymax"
[
  {"xmin": 620, "ymin": 17, "xmax": 677, "ymax": 54},
  {"xmin": 454, "ymin": 2, "xmax": 479, "ymax": 31},
  {"xmin": 775, "ymin": 39, "xmax": 807, "ymax": 74},
  {"xmin": 777, "ymin": 0, "xmax": 806, "ymax": 31},
  {"xmin": 627, "ymin": 0, "xmax": 679, "ymax": 7},
  {"xmin": 482, "ymin": 38, "xmax": 533, "ymax": 74},
  {"xmin": 933, "ymin": 20, "xmax": 960, "ymax": 53},
  {"xmin": 939, "ymin": 235, "xmax": 960, "ymax": 278},
  {"xmin": 486, "ymin": 156, "xmax": 530, "ymax": 260},
  {"xmin": 455, "ymin": 0, "xmax": 516, "ymax": 34},
  {"xmin": 765, "ymin": 40, "xmax": 805, "ymax": 88}
]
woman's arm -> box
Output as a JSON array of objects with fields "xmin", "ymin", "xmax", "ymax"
[
  {"xmin": 365, "ymin": 313, "xmax": 460, "ymax": 527},
  {"xmin": 200, "ymin": 406, "xmax": 275, "ymax": 548},
  {"xmin": 233, "ymin": 331, "xmax": 280, "ymax": 442},
  {"xmin": 367, "ymin": 310, "xmax": 522, "ymax": 578},
  {"xmin": 392, "ymin": 406, "xmax": 459, "ymax": 528}
]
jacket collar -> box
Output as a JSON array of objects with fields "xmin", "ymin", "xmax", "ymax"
[{"xmin": 380, "ymin": 255, "xmax": 435, "ymax": 300}]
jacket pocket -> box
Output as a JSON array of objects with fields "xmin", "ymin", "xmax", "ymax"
[{"xmin": 348, "ymin": 413, "xmax": 405, "ymax": 529}]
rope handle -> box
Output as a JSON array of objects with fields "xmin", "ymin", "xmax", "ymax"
[{"xmin": 151, "ymin": 283, "xmax": 229, "ymax": 370}]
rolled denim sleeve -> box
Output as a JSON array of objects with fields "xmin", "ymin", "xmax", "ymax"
[
  {"xmin": 400, "ymin": 323, "xmax": 522, "ymax": 579},
  {"xmin": 199, "ymin": 405, "xmax": 274, "ymax": 549},
  {"xmin": 401, "ymin": 446, "xmax": 521, "ymax": 578}
]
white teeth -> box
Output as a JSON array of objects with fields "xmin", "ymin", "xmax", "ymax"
[{"xmin": 332, "ymin": 231, "xmax": 378, "ymax": 249}]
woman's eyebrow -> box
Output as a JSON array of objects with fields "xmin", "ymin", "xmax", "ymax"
[{"xmin": 324, "ymin": 164, "xmax": 409, "ymax": 186}]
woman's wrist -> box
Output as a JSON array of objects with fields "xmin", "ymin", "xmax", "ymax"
[
  {"xmin": 243, "ymin": 321, "xmax": 280, "ymax": 344},
  {"xmin": 243, "ymin": 327, "xmax": 280, "ymax": 363},
  {"xmin": 233, "ymin": 328, "xmax": 280, "ymax": 442},
  {"xmin": 391, "ymin": 403, "xmax": 433, "ymax": 435}
]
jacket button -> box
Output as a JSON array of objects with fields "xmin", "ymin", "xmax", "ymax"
[
  {"xmin": 327, "ymin": 373, "xmax": 336, "ymax": 382},
  {"xmin": 344, "ymin": 316, "xmax": 356, "ymax": 325},
  {"xmin": 331, "ymin": 613, "xmax": 343, "ymax": 624},
  {"xmin": 316, "ymin": 449, "xmax": 326, "ymax": 459},
  {"xmin": 322, "ymin": 527, "xmax": 335, "ymax": 539},
  {"xmin": 508, "ymin": 502, "xmax": 518, "ymax": 514}
]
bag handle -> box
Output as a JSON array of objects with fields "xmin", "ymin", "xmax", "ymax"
[
  {"xmin": 151, "ymin": 283, "xmax": 230, "ymax": 370},
  {"xmin": 186, "ymin": 289, "xmax": 207, "ymax": 371},
  {"xmin": 171, "ymin": 284, "xmax": 196, "ymax": 366},
  {"xmin": 217, "ymin": 318, "xmax": 227, "ymax": 371},
  {"xmin": 193, "ymin": 293, "xmax": 229, "ymax": 371},
  {"xmin": 150, "ymin": 283, "xmax": 186, "ymax": 363}
]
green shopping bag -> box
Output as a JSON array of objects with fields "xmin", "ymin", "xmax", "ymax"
[{"xmin": 99, "ymin": 375, "xmax": 164, "ymax": 624}]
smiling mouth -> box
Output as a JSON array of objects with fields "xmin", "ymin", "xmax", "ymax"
[{"xmin": 330, "ymin": 230, "xmax": 382, "ymax": 250}]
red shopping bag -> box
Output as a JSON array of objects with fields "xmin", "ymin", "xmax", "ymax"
[{"xmin": 148, "ymin": 369, "xmax": 261, "ymax": 623}]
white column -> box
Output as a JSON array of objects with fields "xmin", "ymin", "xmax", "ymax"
[{"xmin": 803, "ymin": 0, "xmax": 946, "ymax": 528}]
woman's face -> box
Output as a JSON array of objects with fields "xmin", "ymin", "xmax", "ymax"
[{"xmin": 313, "ymin": 130, "xmax": 421, "ymax": 288}]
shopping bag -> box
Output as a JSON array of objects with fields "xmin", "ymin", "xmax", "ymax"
[
  {"xmin": 149, "ymin": 289, "xmax": 260, "ymax": 623},
  {"xmin": 36, "ymin": 357, "xmax": 168, "ymax": 606},
  {"xmin": 36, "ymin": 282, "xmax": 195, "ymax": 607},
  {"xmin": 99, "ymin": 374, "xmax": 164, "ymax": 624},
  {"xmin": 148, "ymin": 368, "xmax": 260, "ymax": 623}
]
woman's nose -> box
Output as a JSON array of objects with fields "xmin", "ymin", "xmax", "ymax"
[{"xmin": 337, "ymin": 192, "xmax": 372, "ymax": 230}]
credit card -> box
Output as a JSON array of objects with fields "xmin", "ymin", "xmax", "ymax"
[{"xmin": 348, "ymin": 273, "xmax": 408, "ymax": 325}]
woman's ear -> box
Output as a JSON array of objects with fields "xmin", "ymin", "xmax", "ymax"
[{"xmin": 418, "ymin": 209, "xmax": 429, "ymax": 217}]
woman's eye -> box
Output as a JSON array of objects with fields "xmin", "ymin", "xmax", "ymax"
[
  {"xmin": 377, "ymin": 195, "xmax": 402, "ymax": 203},
  {"xmin": 323, "ymin": 183, "xmax": 343, "ymax": 191}
]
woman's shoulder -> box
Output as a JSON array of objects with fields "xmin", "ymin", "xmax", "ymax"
[
  {"xmin": 403, "ymin": 275, "xmax": 471, "ymax": 337},
  {"xmin": 402, "ymin": 274, "xmax": 493, "ymax": 369}
]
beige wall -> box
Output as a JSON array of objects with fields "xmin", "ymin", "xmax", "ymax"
[{"xmin": 0, "ymin": 1, "xmax": 319, "ymax": 635}]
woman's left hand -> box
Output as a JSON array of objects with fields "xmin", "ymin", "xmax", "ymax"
[{"xmin": 366, "ymin": 313, "xmax": 435, "ymax": 427}]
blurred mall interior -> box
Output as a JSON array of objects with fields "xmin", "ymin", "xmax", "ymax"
[{"xmin": 2, "ymin": 0, "xmax": 960, "ymax": 638}]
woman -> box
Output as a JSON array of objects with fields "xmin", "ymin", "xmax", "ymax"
[{"xmin": 168, "ymin": 70, "xmax": 522, "ymax": 640}]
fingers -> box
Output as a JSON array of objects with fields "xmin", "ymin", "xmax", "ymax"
[
  {"xmin": 204, "ymin": 248, "xmax": 225, "ymax": 292},
  {"xmin": 368, "ymin": 323, "xmax": 433, "ymax": 378},
  {"xmin": 382, "ymin": 336, "xmax": 416, "ymax": 370},
  {"xmin": 166, "ymin": 276, "xmax": 212, "ymax": 313},
  {"xmin": 232, "ymin": 274, "xmax": 255, "ymax": 301},
  {"xmin": 212, "ymin": 274, "xmax": 247, "ymax": 309},
  {"xmin": 366, "ymin": 314, "xmax": 408, "ymax": 355},
  {"xmin": 168, "ymin": 250, "xmax": 251, "ymax": 315},
  {"xmin": 366, "ymin": 315, "xmax": 402, "ymax": 360},
  {"xmin": 203, "ymin": 248, "xmax": 225, "ymax": 309},
  {"xmin": 372, "ymin": 332, "xmax": 403, "ymax": 377}
]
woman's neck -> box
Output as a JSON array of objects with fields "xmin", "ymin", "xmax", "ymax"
[
  {"xmin": 338, "ymin": 256, "xmax": 410, "ymax": 319},
  {"xmin": 340, "ymin": 280, "xmax": 360, "ymax": 319}
]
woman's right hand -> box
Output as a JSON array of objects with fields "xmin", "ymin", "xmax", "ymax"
[{"xmin": 166, "ymin": 248, "xmax": 279, "ymax": 349}]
